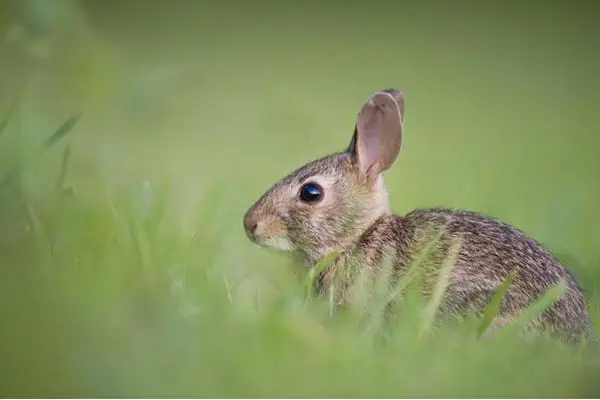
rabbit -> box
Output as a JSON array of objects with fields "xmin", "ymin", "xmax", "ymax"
[{"xmin": 243, "ymin": 88, "xmax": 596, "ymax": 344}]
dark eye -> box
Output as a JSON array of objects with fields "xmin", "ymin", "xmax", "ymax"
[{"xmin": 299, "ymin": 182, "xmax": 324, "ymax": 203}]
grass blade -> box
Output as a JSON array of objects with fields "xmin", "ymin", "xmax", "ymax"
[
  {"xmin": 374, "ymin": 221, "xmax": 451, "ymax": 322},
  {"xmin": 586, "ymin": 298, "xmax": 599, "ymax": 344},
  {"xmin": 55, "ymin": 145, "xmax": 71, "ymax": 190},
  {"xmin": 476, "ymin": 269, "xmax": 518, "ymax": 339},
  {"xmin": 41, "ymin": 113, "xmax": 82, "ymax": 149},
  {"xmin": 418, "ymin": 237, "xmax": 462, "ymax": 338},
  {"xmin": 0, "ymin": 98, "xmax": 19, "ymax": 138},
  {"xmin": 388, "ymin": 222, "xmax": 451, "ymax": 301},
  {"xmin": 304, "ymin": 251, "xmax": 340, "ymax": 300},
  {"xmin": 2, "ymin": 114, "xmax": 81, "ymax": 189},
  {"xmin": 499, "ymin": 279, "xmax": 567, "ymax": 340},
  {"xmin": 514, "ymin": 279, "xmax": 566, "ymax": 328}
]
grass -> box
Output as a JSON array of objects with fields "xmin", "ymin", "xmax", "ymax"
[
  {"xmin": 1, "ymin": 0, "xmax": 600, "ymax": 397},
  {"xmin": 476, "ymin": 270, "xmax": 518, "ymax": 339}
]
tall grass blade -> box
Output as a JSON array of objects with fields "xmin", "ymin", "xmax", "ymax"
[
  {"xmin": 361, "ymin": 251, "xmax": 397, "ymax": 337},
  {"xmin": 477, "ymin": 269, "xmax": 518, "ymax": 339},
  {"xmin": 304, "ymin": 251, "xmax": 340, "ymax": 300},
  {"xmin": 129, "ymin": 219, "xmax": 152, "ymax": 277},
  {"xmin": 418, "ymin": 237, "xmax": 462, "ymax": 338},
  {"xmin": 500, "ymin": 279, "xmax": 567, "ymax": 339},
  {"xmin": 55, "ymin": 145, "xmax": 71, "ymax": 191},
  {"xmin": 0, "ymin": 98, "xmax": 19, "ymax": 138},
  {"xmin": 2, "ymin": 113, "xmax": 81, "ymax": 188},
  {"xmin": 41, "ymin": 113, "xmax": 82, "ymax": 149},
  {"xmin": 586, "ymin": 298, "xmax": 599, "ymax": 344},
  {"xmin": 379, "ymin": 221, "xmax": 451, "ymax": 314},
  {"xmin": 514, "ymin": 279, "xmax": 566, "ymax": 327}
]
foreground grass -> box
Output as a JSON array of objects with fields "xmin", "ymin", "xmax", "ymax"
[{"xmin": 0, "ymin": 110, "xmax": 598, "ymax": 397}]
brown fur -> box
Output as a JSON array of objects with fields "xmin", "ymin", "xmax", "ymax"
[{"xmin": 243, "ymin": 88, "xmax": 596, "ymax": 344}]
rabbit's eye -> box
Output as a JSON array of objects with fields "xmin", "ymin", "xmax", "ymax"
[{"xmin": 299, "ymin": 182, "xmax": 324, "ymax": 203}]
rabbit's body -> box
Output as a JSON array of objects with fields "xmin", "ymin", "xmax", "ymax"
[
  {"xmin": 243, "ymin": 88, "xmax": 595, "ymax": 343},
  {"xmin": 317, "ymin": 208, "xmax": 593, "ymax": 343}
]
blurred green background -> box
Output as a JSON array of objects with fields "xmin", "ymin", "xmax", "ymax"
[{"xmin": 1, "ymin": 0, "xmax": 600, "ymax": 396}]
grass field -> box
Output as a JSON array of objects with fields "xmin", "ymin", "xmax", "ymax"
[{"xmin": 1, "ymin": 0, "xmax": 600, "ymax": 397}]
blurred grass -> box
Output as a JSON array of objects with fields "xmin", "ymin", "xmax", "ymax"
[{"xmin": 1, "ymin": 0, "xmax": 600, "ymax": 396}]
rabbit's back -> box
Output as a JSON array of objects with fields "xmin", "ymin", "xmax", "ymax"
[{"xmin": 355, "ymin": 208, "xmax": 593, "ymax": 342}]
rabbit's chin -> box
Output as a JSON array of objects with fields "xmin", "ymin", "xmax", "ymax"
[{"xmin": 257, "ymin": 236, "xmax": 296, "ymax": 252}]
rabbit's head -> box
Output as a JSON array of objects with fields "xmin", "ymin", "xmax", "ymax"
[{"xmin": 243, "ymin": 89, "xmax": 405, "ymax": 265}]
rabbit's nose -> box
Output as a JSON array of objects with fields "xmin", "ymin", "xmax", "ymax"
[{"xmin": 243, "ymin": 214, "xmax": 258, "ymax": 238}]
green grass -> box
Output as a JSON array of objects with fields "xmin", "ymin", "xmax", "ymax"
[
  {"xmin": 1, "ymin": 0, "xmax": 600, "ymax": 397},
  {"xmin": 477, "ymin": 270, "xmax": 518, "ymax": 339}
]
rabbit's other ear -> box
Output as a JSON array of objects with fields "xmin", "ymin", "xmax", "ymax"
[{"xmin": 347, "ymin": 89, "xmax": 404, "ymax": 180}]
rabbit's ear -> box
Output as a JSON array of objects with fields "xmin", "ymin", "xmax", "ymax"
[{"xmin": 347, "ymin": 89, "xmax": 404, "ymax": 180}]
